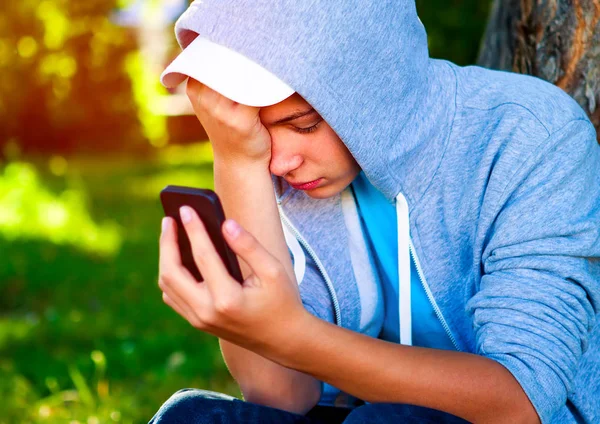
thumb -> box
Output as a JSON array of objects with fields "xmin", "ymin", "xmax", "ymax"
[{"xmin": 222, "ymin": 219, "xmax": 286, "ymax": 283}]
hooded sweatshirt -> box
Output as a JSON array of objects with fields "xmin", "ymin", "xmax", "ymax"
[{"xmin": 172, "ymin": 2, "xmax": 600, "ymax": 423}]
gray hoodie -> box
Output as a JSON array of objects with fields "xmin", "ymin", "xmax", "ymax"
[{"xmin": 173, "ymin": 1, "xmax": 600, "ymax": 422}]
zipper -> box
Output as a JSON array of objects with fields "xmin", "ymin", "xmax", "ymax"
[
  {"xmin": 409, "ymin": 238, "xmax": 462, "ymax": 352},
  {"xmin": 278, "ymin": 206, "xmax": 342, "ymax": 327},
  {"xmin": 396, "ymin": 192, "xmax": 461, "ymax": 352}
]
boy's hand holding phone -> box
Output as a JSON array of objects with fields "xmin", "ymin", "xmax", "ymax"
[
  {"xmin": 158, "ymin": 195, "xmax": 307, "ymax": 356},
  {"xmin": 186, "ymin": 79, "xmax": 272, "ymax": 165}
]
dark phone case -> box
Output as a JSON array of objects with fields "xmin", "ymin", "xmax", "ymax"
[{"xmin": 160, "ymin": 185, "xmax": 243, "ymax": 284}]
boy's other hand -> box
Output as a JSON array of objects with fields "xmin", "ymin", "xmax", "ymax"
[{"xmin": 186, "ymin": 79, "xmax": 272, "ymax": 166}]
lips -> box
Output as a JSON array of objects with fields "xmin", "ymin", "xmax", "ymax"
[{"xmin": 288, "ymin": 178, "xmax": 323, "ymax": 190}]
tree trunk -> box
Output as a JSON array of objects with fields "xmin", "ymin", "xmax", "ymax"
[{"xmin": 477, "ymin": 0, "xmax": 600, "ymax": 141}]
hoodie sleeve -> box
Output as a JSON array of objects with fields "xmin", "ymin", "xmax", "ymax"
[{"xmin": 466, "ymin": 119, "xmax": 600, "ymax": 424}]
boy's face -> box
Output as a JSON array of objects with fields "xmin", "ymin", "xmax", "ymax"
[{"xmin": 260, "ymin": 93, "xmax": 360, "ymax": 199}]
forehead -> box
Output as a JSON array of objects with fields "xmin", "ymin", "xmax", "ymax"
[{"xmin": 259, "ymin": 93, "xmax": 312, "ymax": 123}]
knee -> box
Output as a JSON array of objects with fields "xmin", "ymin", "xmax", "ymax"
[
  {"xmin": 343, "ymin": 403, "xmax": 468, "ymax": 424},
  {"xmin": 343, "ymin": 403, "xmax": 413, "ymax": 424},
  {"xmin": 149, "ymin": 388, "xmax": 238, "ymax": 423}
]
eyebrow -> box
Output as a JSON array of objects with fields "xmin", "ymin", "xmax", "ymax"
[{"xmin": 271, "ymin": 108, "xmax": 318, "ymax": 125}]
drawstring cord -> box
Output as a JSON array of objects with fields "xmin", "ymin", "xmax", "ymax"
[{"xmin": 396, "ymin": 193, "xmax": 412, "ymax": 346}]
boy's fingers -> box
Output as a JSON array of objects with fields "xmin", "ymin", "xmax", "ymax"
[
  {"xmin": 179, "ymin": 206, "xmax": 237, "ymax": 296},
  {"xmin": 159, "ymin": 216, "xmax": 206, "ymax": 307},
  {"xmin": 162, "ymin": 290, "xmax": 189, "ymax": 320},
  {"xmin": 159, "ymin": 217, "xmax": 185, "ymax": 280},
  {"xmin": 159, "ymin": 273, "xmax": 195, "ymax": 317},
  {"xmin": 222, "ymin": 219, "xmax": 286, "ymax": 283}
]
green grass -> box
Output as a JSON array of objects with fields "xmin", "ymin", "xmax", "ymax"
[{"xmin": 0, "ymin": 143, "xmax": 242, "ymax": 423}]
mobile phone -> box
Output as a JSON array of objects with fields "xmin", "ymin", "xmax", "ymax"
[{"xmin": 160, "ymin": 185, "xmax": 243, "ymax": 283}]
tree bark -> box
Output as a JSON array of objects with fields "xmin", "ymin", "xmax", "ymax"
[{"xmin": 478, "ymin": 0, "xmax": 600, "ymax": 141}]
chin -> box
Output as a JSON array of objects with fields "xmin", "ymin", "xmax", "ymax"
[{"xmin": 305, "ymin": 184, "xmax": 342, "ymax": 200}]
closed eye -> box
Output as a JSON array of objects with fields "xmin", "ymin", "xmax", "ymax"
[{"xmin": 293, "ymin": 119, "xmax": 323, "ymax": 134}]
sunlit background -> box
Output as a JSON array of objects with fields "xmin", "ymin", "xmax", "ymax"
[{"xmin": 0, "ymin": 1, "xmax": 492, "ymax": 422}]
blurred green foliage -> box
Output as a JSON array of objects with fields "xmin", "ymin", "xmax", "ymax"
[
  {"xmin": 0, "ymin": 161, "xmax": 121, "ymax": 256},
  {"xmin": 124, "ymin": 51, "xmax": 169, "ymax": 149},
  {"xmin": 0, "ymin": 143, "xmax": 241, "ymax": 423},
  {"xmin": 416, "ymin": 0, "xmax": 492, "ymax": 66},
  {"xmin": 0, "ymin": 0, "xmax": 146, "ymax": 156}
]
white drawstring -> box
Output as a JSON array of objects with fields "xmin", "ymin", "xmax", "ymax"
[
  {"xmin": 281, "ymin": 215, "xmax": 306, "ymax": 285},
  {"xmin": 396, "ymin": 193, "xmax": 412, "ymax": 346}
]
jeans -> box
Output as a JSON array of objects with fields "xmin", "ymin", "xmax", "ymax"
[{"xmin": 148, "ymin": 388, "xmax": 471, "ymax": 423}]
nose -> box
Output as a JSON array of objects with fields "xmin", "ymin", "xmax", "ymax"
[{"xmin": 269, "ymin": 139, "xmax": 304, "ymax": 177}]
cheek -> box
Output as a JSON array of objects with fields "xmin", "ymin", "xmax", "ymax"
[{"xmin": 317, "ymin": 129, "xmax": 357, "ymax": 171}]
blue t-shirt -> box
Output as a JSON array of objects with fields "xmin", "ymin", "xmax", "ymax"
[{"xmin": 350, "ymin": 171, "xmax": 455, "ymax": 350}]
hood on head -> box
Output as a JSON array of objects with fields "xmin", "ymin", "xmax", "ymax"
[{"xmin": 173, "ymin": 0, "xmax": 456, "ymax": 204}]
